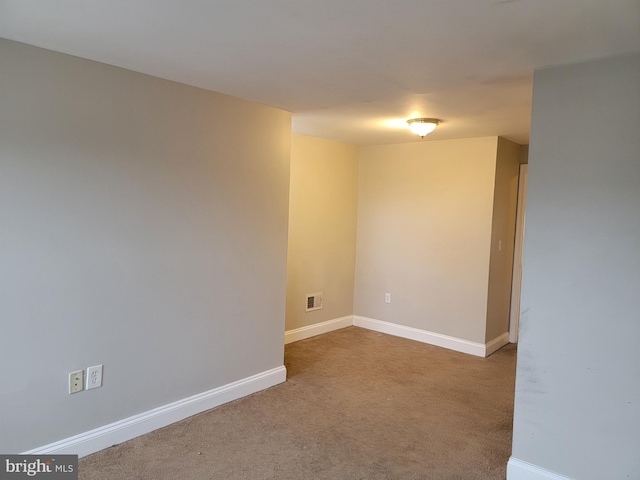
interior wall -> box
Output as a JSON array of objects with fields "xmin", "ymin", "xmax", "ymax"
[
  {"xmin": 519, "ymin": 145, "xmax": 529, "ymax": 164},
  {"xmin": 286, "ymin": 134, "xmax": 359, "ymax": 331},
  {"xmin": 510, "ymin": 53, "xmax": 640, "ymax": 479},
  {"xmin": 485, "ymin": 137, "xmax": 521, "ymax": 342},
  {"xmin": 354, "ymin": 137, "xmax": 499, "ymax": 344},
  {"xmin": 0, "ymin": 39, "xmax": 291, "ymax": 453}
]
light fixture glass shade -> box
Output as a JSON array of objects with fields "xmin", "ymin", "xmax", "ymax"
[{"xmin": 407, "ymin": 118, "xmax": 440, "ymax": 137}]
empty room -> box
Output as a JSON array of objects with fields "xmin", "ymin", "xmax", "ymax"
[{"xmin": 1, "ymin": 2, "xmax": 638, "ymax": 479}]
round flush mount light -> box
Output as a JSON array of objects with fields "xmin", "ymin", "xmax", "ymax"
[{"xmin": 407, "ymin": 118, "xmax": 441, "ymax": 138}]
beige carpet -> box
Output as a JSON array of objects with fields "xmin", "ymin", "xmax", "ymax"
[{"xmin": 79, "ymin": 326, "xmax": 516, "ymax": 479}]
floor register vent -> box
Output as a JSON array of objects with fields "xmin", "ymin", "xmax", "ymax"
[{"xmin": 306, "ymin": 293, "xmax": 323, "ymax": 312}]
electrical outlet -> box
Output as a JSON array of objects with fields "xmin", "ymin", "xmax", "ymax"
[
  {"xmin": 86, "ymin": 364, "xmax": 103, "ymax": 390},
  {"xmin": 69, "ymin": 370, "xmax": 84, "ymax": 394}
]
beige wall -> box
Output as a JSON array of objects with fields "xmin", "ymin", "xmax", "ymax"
[
  {"xmin": 0, "ymin": 39, "xmax": 291, "ymax": 453},
  {"xmin": 485, "ymin": 138, "xmax": 521, "ymax": 342},
  {"xmin": 354, "ymin": 137, "xmax": 500, "ymax": 344},
  {"xmin": 286, "ymin": 135, "xmax": 359, "ymax": 330}
]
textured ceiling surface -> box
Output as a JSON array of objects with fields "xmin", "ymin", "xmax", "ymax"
[{"xmin": 1, "ymin": 0, "xmax": 639, "ymax": 145}]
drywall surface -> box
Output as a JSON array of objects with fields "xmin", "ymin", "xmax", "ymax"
[
  {"xmin": 510, "ymin": 53, "xmax": 640, "ymax": 479},
  {"xmin": 0, "ymin": 39, "xmax": 291, "ymax": 452},
  {"xmin": 485, "ymin": 137, "xmax": 520, "ymax": 342},
  {"xmin": 286, "ymin": 135, "xmax": 359, "ymax": 331},
  {"xmin": 355, "ymin": 137, "xmax": 498, "ymax": 344},
  {"xmin": 519, "ymin": 145, "xmax": 529, "ymax": 164}
]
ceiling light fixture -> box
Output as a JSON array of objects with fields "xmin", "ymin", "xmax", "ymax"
[{"xmin": 407, "ymin": 118, "xmax": 441, "ymax": 138}]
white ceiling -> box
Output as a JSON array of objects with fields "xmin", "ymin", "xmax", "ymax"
[{"xmin": 1, "ymin": 1, "xmax": 639, "ymax": 146}]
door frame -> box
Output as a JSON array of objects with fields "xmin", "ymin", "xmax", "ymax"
[{"xmin": 509, "ymin": 164, "xmax": 528, "ymax": 343}]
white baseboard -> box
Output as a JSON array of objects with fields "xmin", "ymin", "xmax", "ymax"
[
  {"xmin": 507, "ymin": 458, "xmax": 574, "ymax": 480},
  {"xmin": 353, "ymin": 316, "xmax": 508, "ymax": 358},
  {"xmin": 285, "ymin": 315, "xmax": 509, "ymax": 357},
  {"xmin": 23, "ymin": 366, "xmax": 287, "ymax": 458},
  {"xmin": 284, "ymin": 315, "xmax": 353, "ymax": 344},
  {"xmin": 353, "ymin": 315, "xmax": 485, "ymax": 356},
  {"xmin": 486, "ymin": 332, "xmax": 510, "ymax": 356}
]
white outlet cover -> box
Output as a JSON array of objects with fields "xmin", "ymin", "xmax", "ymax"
[{"xmin": 86, "ymin": 364, "xmax": 103, "ymax": 390}]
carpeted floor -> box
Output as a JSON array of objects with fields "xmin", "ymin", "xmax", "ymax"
[{"xmin": 79, "ymin": 326, "xmax": 517, "ymax": 479}]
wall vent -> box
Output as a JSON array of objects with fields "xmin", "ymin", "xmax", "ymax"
[{"xmin": 306, "ymin": 293, "xmax": 323, "ymax": 312}]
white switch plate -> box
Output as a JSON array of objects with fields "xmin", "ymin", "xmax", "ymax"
[
  {"xmin": 69, "ymin": 370, "xmax": 84, "ymax": 394},
  {"xmin": 86, "ymin": 364, "xmax": 103, "ymax": 390},
  {"xmin": 385, "ymin": 293, "xmax": 391, "ymax": 303}
]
